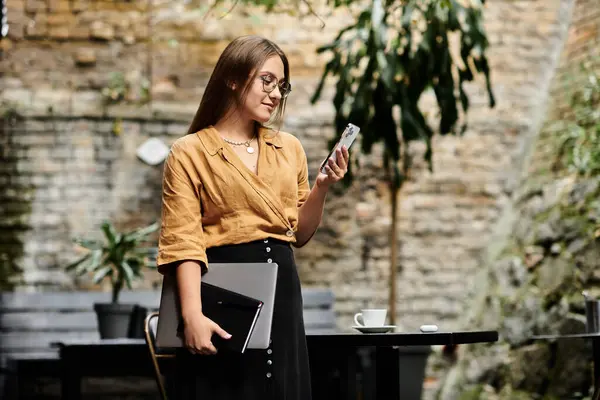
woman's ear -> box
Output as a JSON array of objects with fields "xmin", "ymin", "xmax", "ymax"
[{"xmin": 227, "ymin": 80, "xmax": 237, "ymax": 91}]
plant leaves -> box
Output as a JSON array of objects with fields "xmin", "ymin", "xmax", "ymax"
[
  {"xmin": 127, "ymin": 221, "xmax": 160, "ymax": 242},
  {"xmin": 101, "ymin": 221, "xmax": 118, "ymax": 246},
  {"xmin": 121, "ymin": 260, "xmax": 135, "ymax": 289},
  {"xmin": 73, "ymin": 239, "xmax": 102, "ymax": 250},
  {"xmin": 65, "ymin": 220, "xmax": 158, "ymax": 301},
  {"xmin": 88, "ymin": 249, "xmax": 104, "ymax": 271},
  {"xmin": 92, "ymin": 266, "xmax": 112, "ymax": 284},
  {"xmin": 65, "ymin": 254, "xmax": 91, "ymax": 272},
  {"xmin": 311, "ymin": 0, "xmax": 494, "ymax": 178},
  {"xmin": 310, "ymin": 55, "xmax": 340, "ymax": 104}
]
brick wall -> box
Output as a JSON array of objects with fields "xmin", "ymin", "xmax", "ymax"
[
  {"xmin": 1, "ymin": 116, "xmax": 180, "ymax": 289},
  {"xmin": 527, "ymin": 0, "xmax": 600, "ymax": 184},
  {"xmin": 0, "ymin": 0, "xmax": 573, "ymax": 333},
  {"xmin": 432, "ymin": 1, "xmax": 600, "ymax": 398}
]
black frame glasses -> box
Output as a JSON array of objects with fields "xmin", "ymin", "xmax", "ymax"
[{"xmin": 258, "ymin": 74, "xmax": 292, "ymax": 99}]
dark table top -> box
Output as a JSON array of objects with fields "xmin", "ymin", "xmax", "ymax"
[
  {"xmin": 51, "ymin": 330, "xmax": 499, "ymax": 350},
  {"xmin": 307, "ymin": 330, "xmax": 498, "ymax": 347},
  {"xmin": 531, "ymin": 332, "xmax": 600, "ymax": 340},
  {"xmin": 33, "ymin": 330, "xmax": 500, "ymax": 379}
]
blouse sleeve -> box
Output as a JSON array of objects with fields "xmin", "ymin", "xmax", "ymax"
[
  {"xmin": 296, "ymin": 141, "xmax": 310, "ymax": 209},
  {"xmin": 156, "ymin": 143, "xmax": 207, "ymax": 274}
]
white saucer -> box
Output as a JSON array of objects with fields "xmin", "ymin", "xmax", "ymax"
[{"xmin": 352, "ymin": 325, "xmax": 396, "ymax": 334}]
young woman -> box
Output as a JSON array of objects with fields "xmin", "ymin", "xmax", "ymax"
[{"xmin": 156, "ymin": 35, "xmax": 349, "ymax": 400}]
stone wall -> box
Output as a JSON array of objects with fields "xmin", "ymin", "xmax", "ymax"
[
  {"xmin": 0, "ymin": 116, "xmax": 182, "ymax": 289},
  {"xmin": 436, "ymin": 0, "xmax": 600, "ymax": 398},
  {"xmin": 0, "ymin": 0, "xmax": 574, "ymax": 341}
]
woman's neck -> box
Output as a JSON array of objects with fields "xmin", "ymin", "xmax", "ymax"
[{"xmin": 214, "ymin": 112, "xmax": 257, "ymax": 142}]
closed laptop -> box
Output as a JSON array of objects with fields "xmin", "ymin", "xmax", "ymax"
[{"xmin": 156, "ymin": 262, "xmax": 278, "ymax": 350}]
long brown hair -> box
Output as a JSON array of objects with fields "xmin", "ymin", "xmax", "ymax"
[{"xmin": 187, "ymin": 35, "xmax": 290, "ymax": 135}]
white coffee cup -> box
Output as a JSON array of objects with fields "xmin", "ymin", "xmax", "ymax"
[{"xmin": 354, "ymin": 308, "xmax": 387, "ymax": 327}]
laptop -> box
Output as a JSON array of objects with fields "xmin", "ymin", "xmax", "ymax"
[{"xmin": 156, "ymin": 262, "xmax": 278, "ymax": 350}]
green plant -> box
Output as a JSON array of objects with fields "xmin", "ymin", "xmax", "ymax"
[
  {"xmin": 556, "ymin": 65, "xmax": 600, "ymax": 178},
  {"xmin": 101, "ymin": 72, "xmax": 151, "ymax": 106},
  {"xmin": 0, "ymin": 252, "xmax": 19, "ymax": 290},
  {"xmin": 0, "ymin": 100, "xmax": 24, "ymax": 120},
  {"xmin": 101, "ymin": 72, "xmax": 128, "ymax": 105},
  {"xmin": 65, "ymin": 221, "xmax": 159, "ymax": 303}
]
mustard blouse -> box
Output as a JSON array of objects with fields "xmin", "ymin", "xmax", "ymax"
[{"xmin": 156, "ymin": 126, "xmax": 310, "ymax": 274}]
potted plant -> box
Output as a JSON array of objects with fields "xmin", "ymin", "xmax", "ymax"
[{"xmin": 66, "ymin": 220, "xmax": 159, "ymax": 339}]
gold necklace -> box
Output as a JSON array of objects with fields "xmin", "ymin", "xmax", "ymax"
[{"xmin": 222, "ymin": 136, "xmax": 256, "ymax": 154}]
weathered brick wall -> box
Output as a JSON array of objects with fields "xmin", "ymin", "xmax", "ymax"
[
  {"xmin": 526, "ymin": 0, "xmax": 600, "ymax": 183},
  {"xmin": 432, "ymin": 0, "xmax": 600, "ymax": 398},
  {"xmin": 0, "ymin": 0, "xmax": 572, "ymax": 335},
  {"xmin": 1, "ymin": 116, "xmax": 179, "ymax": 289}
]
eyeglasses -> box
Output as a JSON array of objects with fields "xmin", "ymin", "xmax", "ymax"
[{"xmin": 258, "ymin": 73, "xmax": 292, "ymax": 99}]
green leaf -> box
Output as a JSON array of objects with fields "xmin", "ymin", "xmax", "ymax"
[
  {"xmin": 127, "ymin": 221, "xmax": 159, "ymax": 242},
  {"xmin": 447, "ymin": 1, "xmax": 460, "ymax": 30},
  {"xmin": 92, "ymin": 266, "xmax": 112, "ymax": 284},
  {"xmin": 75, "ymin": 251, "xmax": 103, "ymax": 276},
  {"xmin": 74, "ymin": 259, "xmax": 93, "ymax": 276},
  {"xmin": 120, "ymin": 260, "xmax": 135, "ymax": 289},
  {"xmin": 73, "ymin": 239, "xmax": 102, "ymax": 250},
  {"xmin": 126, "ymin": 257, "xmax": 144, "ymax": 277},
  {"xmin": 371, "ymin": 0, "xmax": 385, "ymax": 29},
  {"xmin": 316, "ymin": 25, "xmax": 356, "ymax": 54},
  {"xmin": 458, "ymin": 71, "xmax": 470, "ymax": 112},
  {"xmin": 77, "ymin": 250, "xmax": 106, "ymax": 274},
  {"xmin": 479, "ymin": 56, "xmax": 496, "ymax": 108},
  {"xmin": 377, "ymin": 51, "xmax": 395, "ymax": 92},
  {"xmin": 88, "ymin": 249, "xmax": 104, "ymax": 271},
  {"xmin": 372, "ymin": 84, "xmax": 399, "ymax": 161},
  {"xmin": 310, "ymin": 55, "xmax": 340, "ymax": 104},
  {"xmin": 433, "ymin": 46, "xmax": 459, "ymax": 134},
  {"xmin": 65, "ymin": 254, "xmax": 91, "ymax": 272},
  {"xmin": 400, "ymin": 3, "xmax": 414, "ymax": 28},
  {"xmin": 101, "ymin": 221, "xmax": 118, "ymax": 246}
]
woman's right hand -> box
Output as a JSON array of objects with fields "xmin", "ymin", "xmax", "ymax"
[{"xmin": 182, "ymin": 312, "xmax": 231, "ymax": 355}]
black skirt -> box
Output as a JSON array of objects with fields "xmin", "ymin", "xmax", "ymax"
[{"xmin": 170, "ymin": 238, "xmax": 313, "ymax": 400}]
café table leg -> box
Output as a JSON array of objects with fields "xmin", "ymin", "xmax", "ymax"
[
  {"xmin": 375, "ymin": 346, "xmax": 400, "ymax": 400},
  {"xmin": 593, "ymin": 337, "xmax": 600, "ymax": 399},
  {"xmin": 309, "ymin": 346, "xmax": 334, "ymax": 400},
  {"xmin": 308, "ymin": 346, "xmax": 358, "ymax": 400},
  {"xmin": 359, "ymin": 347, "xmax": 377, "ymax": 400},
  {"xmin": 339, "ymin": 349, "xmax": 358, "ymax": 400},
  {"xmin": 15, "ymin": 371, "xmax": 26, "ymax": 398},
  {"xmin": 60, "ymin": 350, "xmax": 82, "ymax": 400}
]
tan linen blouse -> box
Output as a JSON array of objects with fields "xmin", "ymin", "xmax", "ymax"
[{"xmin": 156, "ymin": 126, "xmax": 310, "ymax": 274}]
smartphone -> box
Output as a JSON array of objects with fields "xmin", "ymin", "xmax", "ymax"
[{"xmin": 320, "ymin": 123, "xmax": 361, "ymax": 174}]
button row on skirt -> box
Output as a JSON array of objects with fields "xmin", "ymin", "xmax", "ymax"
[{"xmin": 265, "ymin": 238, "xmax": 273, "ymax": 379}]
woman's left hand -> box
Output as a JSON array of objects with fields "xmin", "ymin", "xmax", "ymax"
[{"xmin": 316, "ymin": 146, "xmax": 349, "ymax": 189}]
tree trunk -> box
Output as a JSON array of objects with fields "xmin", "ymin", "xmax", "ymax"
[
  {"xmin": 112, "ymin": 278, "xmax": 123, "ymax": 304},
  {"xmin": 388, "ymin": 145, "xmax": 410, "ymax": 326},
  {"xmin": 389, "ymin": 181, "xmax": 399, "ymax": 326}
]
